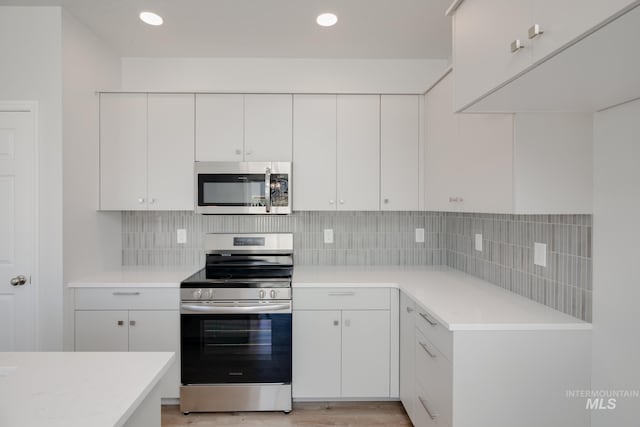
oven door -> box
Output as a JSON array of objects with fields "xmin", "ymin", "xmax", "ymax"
[
  {"xmin": 180, "ymin": 301, "xmax": 292, "ymax": 385},
  {"xmin": 195, "ymin": 162, "xmax": 290, "ymax": 214}
]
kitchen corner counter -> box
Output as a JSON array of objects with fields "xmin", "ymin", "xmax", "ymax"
[
  {"xmin": 0, "ymin": 352, "xmax": 174, "ymax": 427},
  {"xmin": 293, "ymin": 265, "xmax": 591, "ymax": 332},
  {"xmin": 67, "ymin": 266, "xmax": 200, "ymax": 288}
]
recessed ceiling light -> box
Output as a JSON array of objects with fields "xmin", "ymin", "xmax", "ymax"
[
  {"xmin": 139, "ymin": 11, "xmax": 163, "ymax": 26},
  {"xmin": 316, "ymin": 13, "xmax": 338, "ymax": 27}
]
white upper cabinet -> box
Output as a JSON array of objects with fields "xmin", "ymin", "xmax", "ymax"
[
  {"xmin": 336, "ymin": 95, "xmax": 380, "ymax": 211},
  {"xmin": 425, "ymin": 72, "xmax": 592, "ymax": 214},
  {"xmin": 100, "ymin": 93, "xmax": 195, "ymax": 211},
  {"xmin": 100, "ymin": 93, "xmax": 148, "ymax": 211},
  {"xmin": 380, "ymin": 95, "xmax": 420, "ymax": 211},
  {"xmin": 293, "ymin": 95, "xmax": 337, "ymax": 211},
  {"xmin": 244, "ymin": 94, "xmax": 293, "ymax": 161},
  {"xmin": 147, "ymin": 94, "xmax": 195, "ymax": 211},
  {"xmin": 195, "ymin": 94, "xmax": 292, "ymax": 162},
  {"xmin": 195, "ymin": 94, "xmax": 244, "ymax": 161},
  {"xmin": 452, "ymin": 0, "xmax": 639, "ymax": 111}
]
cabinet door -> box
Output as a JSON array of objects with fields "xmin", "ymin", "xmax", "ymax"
[
  {"xmin": 453, "ymin": 0, "xmax": 532, "ymax": 111},
  {"xmin": 100, "ymin": 93, "xmax": 148, "ymax": 210},
  {"xmin": 129, "ymin": 310, "xmax": 180, "ymax": 399},
  {"xmin": 75, "ymin": 310, "xmax": 129, "ymax": 352},
  {"xmin": 244, "ymin": 94, "xmax": 293, "ymax": 161},
  {"xmin": 341, "ymin": 310, "xmax": 390, "ymax": 398},
  {"xmin": 195, "ymin": 94, "xmax": 244, "ymax": 161},
  {"xmin": 424, "ymin": 73, "xmax": 465, "ymax": 212},
  {"xmin": 292, "ymin": 95, "xmax": 337, "ymax": 211},
  {"xmin": 336, "ymin": 95, "xmax": 380, "ymax": 210},
  {"xmin": 457, "ymin": 113, "xmax": 514, "ymax": 213},
  {"xmin": 531, "ymin": 0, "xmax": 636, "ymax": 62},
  {"xmin": 147, "ymin": 94, "xmax": 195, "ymax": 211},
  {"xmin": 381, "ymin": 95, "xmax": 420, "ymax": 211},
  {"xmin": 400, "ymin": 293, "xmax": 416, "ymax": 420},
  {"xmin": 292, "ymin": 310, "xmax": 341, "ymax": 398}
]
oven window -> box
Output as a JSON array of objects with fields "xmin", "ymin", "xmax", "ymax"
[
  {"xmin": 203, "ymin": 318, "xmax": 273, "ymax": 359},
  {"xmin": 181, "ymin": 313, "xmax": 292, "ymax": 385}
]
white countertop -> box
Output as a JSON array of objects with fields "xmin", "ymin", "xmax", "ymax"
[
  {"xmin": 0, "ymin": 351, "xmax": 174, "ymax": 427},
  {"xmin": 293, "ymin": 265, "xmax": 591, "ymax": 332},
  {"xmin": 67, "ymin": 266, "xmax": 200, "ymax": 288}
]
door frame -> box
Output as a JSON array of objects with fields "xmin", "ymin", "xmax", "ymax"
[{"xmin": 0, "ymin": 101, "xmax": 40, "ymax": 350}]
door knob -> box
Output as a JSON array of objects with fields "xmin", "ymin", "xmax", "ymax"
[{"xmin": 10, "ymin": 275, "xmax": 27, "ymax": 286}]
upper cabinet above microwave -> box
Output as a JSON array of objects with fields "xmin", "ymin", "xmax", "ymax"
[
  {"xmin": 195, "ymin": 94, "xmax": 293, "ymax": 162},
  {"xmin": 99, "ymin": 93, "xmax": 195, "ymax": 211},
  {"xmin": 451, "ymin": 0, "xmax": 640, "ymax": 112}
]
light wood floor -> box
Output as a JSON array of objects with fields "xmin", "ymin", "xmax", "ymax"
[{"xmin": 162, "ymin": 402, "xmax": 412, "ymax": 426}]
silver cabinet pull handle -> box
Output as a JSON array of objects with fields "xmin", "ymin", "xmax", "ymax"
[
  {"xmin": 112, "ymin": 292, "xmax": 141, "ymax": 296},
  {"xmin": 333, "ymin": 320, "xmax": 339, "ymax": 326},
  {"xmin": 418, "ymin": 396, "xmax": 438, "ymax": 420},
  {"xmin": 406, "ymin": 306, "xmax": 414, "ymax": 313},
  {"xmin": 419, "ymin": 341, "xmax": 437, "ymax": 358},
  {"xmin": 528, "ymin": 24, "xmax": 543, "ymax": 39},
  {"xmin": 510, "ymin": 39, "xmax": 524, "ymax": 53},
  {"xmin": 328, "ymin": 292, "xmax": 355, "ymax": 297},
  {"xmin": 117, "ymin": 320, "xmax": 124, "ymax": 326},
  {"xmin": 10, "ymin": 275, "xmax": 27, "ymax": 286},
  {"xmin": 129, "ymin": 320, "xmax": 136, "ymax": 326},
  {"xmin": 419, "ymin": 312, "xmax": 438, "ymax": 326}
]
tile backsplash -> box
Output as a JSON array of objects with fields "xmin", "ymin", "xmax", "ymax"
[{"xmin": 121, "ymin": 211, "xmax": 592, "ymax": 321}]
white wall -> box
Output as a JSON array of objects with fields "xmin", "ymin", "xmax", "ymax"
[
  {"xmin": 592, "ymin": 99, "xmax": 640, "ymax": 426},
  {"xmin": 62, "ymin": 11, "xmax": 122, "ymax": 350},
  {"xmin": 121, "ymin": 57, "xmax": 448, "ymax": 93},
  {"xmin": 0, "ymin": 6, "xmax": 63, "ymax": 351}
]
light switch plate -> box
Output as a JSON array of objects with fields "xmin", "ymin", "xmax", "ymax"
[
  {"xmin": 475, "ymin": 233, "xmax": 483, "ymax": 252},
  {"xmin": 324, "ymin": 229, "xmax": 334, "ymax": 244},
  {"xmin": 534, "ymin": 242, "xmax": 547, "ymax": 267},
  {"xmin": 177, "ymin": 229, "xmax": 187, "ymax": 244},
  {"xmin": 415, "ymin": 228, "xmax": 425, "ymax": 243}
]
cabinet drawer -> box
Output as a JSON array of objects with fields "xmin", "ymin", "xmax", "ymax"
[
  {"xmin": 414, "ymin": 381, "xmax": 451, "ymax": 427},
  {"xmin": 414, "ymin": 308, "xmax": 452, "ymax": 362},
  {"xmin": 75, "ymin": 288, "xmax": 179, "ymax": 310},
  {"xmin": 415, "ymin": 329, "xmax": 452, "ymax": 427},
  {"xmin": 293, "ymin": 288, "xmax": 390, "ymax": 310}
]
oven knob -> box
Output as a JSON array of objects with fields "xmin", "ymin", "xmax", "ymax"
[
  {"xmin": 270, "ymin": 290, "xmax": 277, "ymax": 299},
  {"xmin": 192, "ymin": 289, "xmax": 202, "ymax": 299},
  {"xmin": 259, "ymin": 290, "xmax": 266, "ymax": 299},
  {"xmin": 202, "ymin": 289, "xmax": 212, "ymax": 299}
]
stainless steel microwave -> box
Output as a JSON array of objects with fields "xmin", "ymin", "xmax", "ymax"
[{"xmin": 195, "ymin": 162, "xmax": 291, "ymax": 214}]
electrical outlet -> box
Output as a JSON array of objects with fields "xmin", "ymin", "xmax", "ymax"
[
  {"xmin": 324, "ymin": 229, "xmax": 334, "ymax": 244},
  {"xmin": 534, "ymin": 242, "xmax": 547, "ymax": 267},
  {"xmin": 475, "ymin": 233, "xmax": 483, "ymax": 252},
  {"xmin": 177, "ymin": 229, "xmax": 187, "ymax": 244},
  {"xmin": 415, "ymin": 228, "xmax": 425, "ymax": 243}
]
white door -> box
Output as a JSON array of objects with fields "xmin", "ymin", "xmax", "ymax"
[
  {"xmin": 147, "ymin": 94, "xmax": 195, "ymax": 211},
  {"xmin": 292, "ymin": 310, "xmax": 342, "ymax": 398},
  {"xmin": 74, "ymin": 310, "xmax": 129, "ymax": 352},
  {"xmin": 129, "ymin": 310, "xmax": 180, "ymax": 398},
  {"xmin": 244, "ymin": 94, "xmax": 293, "ymax": 161},
  {"xmin": 292, "ymin": 95, "xmax": 337, "ymax": 211},
  {"xmin": 100, "ymin": 93, "xmax": 148, "ymax": 210},
  {"xmin": 0, "ymin": 109, "xmax": 36, "ymax": 351},
  {"xmin": 380, "ymin": 95, "xmax": 420, "ymax": 211},
  {"xmin": 341, "ymin": 310, "xmax": 390, "ymax": 398},
  {"xmin": 336, "ymin": 95, "xmax": 380, "ymax": 210},
  {"xmin": 195, "ymin": 94, "xmax": 244, "ymax": 161}
]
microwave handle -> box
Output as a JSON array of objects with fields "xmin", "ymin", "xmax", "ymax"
[{"xmin": 265, "ymin": 167, "xmax": 272, "ymax": 213}]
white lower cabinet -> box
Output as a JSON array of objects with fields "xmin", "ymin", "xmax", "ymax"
[
  {"xmin": 400, "ymin": 291, "xmax": 591, "ymax": 427},
  {"xmin": 74, "ymin": 288, "xmax": 180, "ymax": 399},
  {"xmin": 292, "ymin": 288, "xmax": 398, "ymax": 400}
]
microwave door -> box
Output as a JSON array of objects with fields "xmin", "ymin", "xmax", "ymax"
[{"xmin": 198, "ymin": 173, "xmax": 268, "ymax": 214}]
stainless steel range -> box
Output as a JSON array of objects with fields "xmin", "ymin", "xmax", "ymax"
[{"xmin": 180, "ymin": 233, "xmax": 293, "ymax": 414}]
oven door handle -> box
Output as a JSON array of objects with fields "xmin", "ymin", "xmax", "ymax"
[{"xmin": 181, "ymin": 302, "xmax": 292, "ymax": 314}]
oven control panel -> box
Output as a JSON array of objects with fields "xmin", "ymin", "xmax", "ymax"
[{"xmin": 181, "ymin": 287, "xmax": 292, "ymax": 301}]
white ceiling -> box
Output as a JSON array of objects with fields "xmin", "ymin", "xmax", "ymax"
[{"xmin": 0, "ymin": 0, "xmax": 452, "ymax": 58}]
